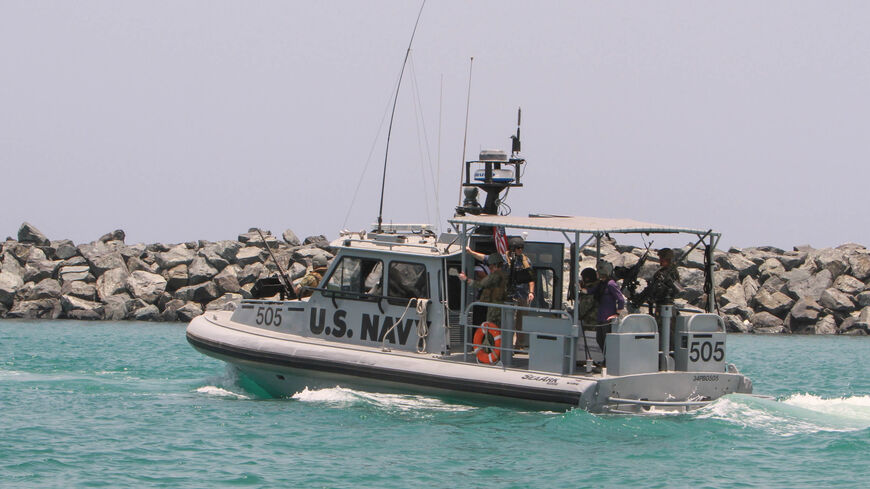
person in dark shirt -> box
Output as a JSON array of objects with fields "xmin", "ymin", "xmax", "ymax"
[{"xmin": 583, "ymin": 261, "xmax": 625, "ymax": 351}]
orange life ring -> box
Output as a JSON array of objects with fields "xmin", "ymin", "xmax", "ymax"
[{"xmin": 473, "ymin": 322, "xmax": 502, "ymax": 364}]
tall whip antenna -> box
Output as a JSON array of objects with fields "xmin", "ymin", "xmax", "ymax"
[
  {"xmin": 457, "ymin": 56, "xmax": 474, "ymax": 207},
  {"xmin": 376, "ymin": 0, "xmax": 427, "ymax": 233}
]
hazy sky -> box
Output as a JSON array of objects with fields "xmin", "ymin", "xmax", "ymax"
[{"xmin": 2, "ymin": 1, "xmax": 868, "ymax": 250}]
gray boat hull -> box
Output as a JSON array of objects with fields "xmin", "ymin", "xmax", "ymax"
[{"xmin": 187, "ymin": 312, "xmax": 752, "ymax": 413}]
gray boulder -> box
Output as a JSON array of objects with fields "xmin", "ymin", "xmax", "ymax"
[
  {"xmin": 14, "ymin": 282, "xmax": 33, "ymax": 303},
  {"xmin": 759, "ymin": 275, "xmax": 788, "ymax": 295},
  {"xmin": 197, "ymin": 246, "xmax": 229, "ymax": 271},
  {"xmin": 788, "ymin": 297, "xmax": 823, "ymax": 324},
  {"xmin": 188, "ymin": 256, "xmax": 218, "ymax": 286},
  {"xmin": 154, "ymin": 244, "xmax": 196, "ymax": 270},
  {"xmin": 856, "ymin": 291, "xmax": 870, "ymax": 308},
  {"xmin": 833, "ymin": 275, "xmax": 865, "ymax": 295},
  {"xmin": 78, "ymin": 242, "xmax": 128, "ymax": 277},
  {"xmin": 205, "ymin": 293, "xmax": 243, "ymax": 311},
  {"xmin": 847, "ymin": 253, "xmax": 870, "ymax": 281},
  {"xmin": 118, "ymin": 243, "xmax": 146, "ymax": 261},
  {"xmin": 146, "ymin": 243, "xmax": 170, "ymax": 254},
  {"xmin": 61, "ymin": 295, "xmax": 104, "ymax": 318},
  {"xmin": 23, "ymin": 259, "xmax": 60, "ymax": 283},
  {"xmin": 759, "ymin": 258, "xmax": 786, "ymax": 283},
  {"xmin": 7, "ymin": 298, "xmax": 62, "ymax": 319},
  {"xmin": 291, "ymin": 247, "xmax": 333, "ymax": 267},
  {"xmin": 303, "ymin": 235, "xmax": 330, "ymax": 249},
  {"xmin": 751, "ymin": 288, "xmax": 794, "ymax": 317},
  {"xmin": 819, "ymin": 287, "xmax": 855, "ymax": 313},
  {"xmin": 126, "ymin": 256, "xmax": 157, "ymax": 274},
  {"xmin": 749, "ymin": 311, "xmax": 785, "ymax": 333},
  {"xmin": 238, "ymin": 229, "xmax": 280, "ymax": 247},
  {"xmin": 723, "ymin": 314, "xmax": 751, "ymax": 333},
  {"xmin": 0, "ymin": 271, "xmax": 24, "ymax": 307},
  {"xmin": 66, "ymin": 309, "xmax": 103, "ymax": 320},
  {"xmin": 176, "ymin": 302, "xmax": 203, "ymax": 322},
  {"xmin": 289, "ymin": 262, "xmax": 307, "ymax": 280},
  {"xmin": 1, "ymin": 252, "xmax": 23, "ymax": 276},
  {"xmin": 7, "ymin": 242, "xmax": 33, "ymax": 264},
  {"xmin": 784, "ymin": 268, "xmax": 833, "ymax": 301},
  {"xmin": 175, "ymin": 281, "xmax": 220, "ymax": 303},
  {"xmin": 53, "ymin": 240, "xmax": 79, "ymax": 260},
  {"xmin": 813, "ymin": 249, "xmax": 849, "ymax": 278},
  {"xmin": 164, "ymin": 264, "xmax": 189, "ymax": 291},
  {"xmin": 132, "ymin": 304, "xmax": 160, "ymax": 321},
  {"xmin": 721, "ymin": 302, "xmax": 753, "ymax": 321},
  {"xmin": 778, "ymin": 251, "xmax": 807, "ymax": 271},
  {"xmin": 213, "ymin": 265, "xmax": 242, "ymax": 294},
  {"xmin": 714, "ymin": 270, "xmax": 739, "ymax": 291},
  {"xmin": 812, "ymin": 315, "xmax": 838, "ymax": 335},
  {"xmin": 236, "ymin": 247, "xmax": 265, "ymax": 266},
  {"xmin": 677, "ymin": 268, "xmax": 705, "ymax": 304},
  {"xmin": 160, "ymin": 299, "xmax": 184, "ymax": 321},
  {"xmin": 742, "ymin": 246, "xmax": 781, "ymax": 265},
  {"xmin": 239, "ymin": 263, "xmax": 268, "ymax": 286},
  {"xmin": 18, "ymin": 222, "xmax": 50, "ymax": 246},
  {"xmin": 96, "ymin": 268, "xmax": 130, "ymax": 301},
  {"xmin": 28, "ymin": 278, "xmax": 62, "ymax": 300},
  {"xmin": 840, "ymin": 307, "xmax": 870, "ymax": 335},
  {"xmin": 720, "ymin": 283, "xmax": 747, "ymax": 307},
  {"xmin": 126, "ymin": 270, "xmax": 168, "ymax": 303},
  {"xmin": 58, "ymin": 265, "xmax": 93, "ymax": 283},
  {"xmin": 742, "ymin": 275, "xmax": 760, "ymax": 301},
  {"xmin": 99, "ymin": 229, "xmax": 126, "ymax": 243},
  {"xmin": 608, "ymin": 252, "xmax": 639, "ymax": 270},
  {"xmin": 213, "ymin": 240, "xmax": 242, "ymax": 263},
  {"xmin": 60, "ymin": 255, "xmax": 88, "ymax": 267},
  {"xmin": 103, "ymin": 295, "xmax": 131, "ymax": 320},
  {"xmin": 716, "ymin": 252, "xmax": 758, "ymax": 279},
  {"xmin": 61, "ymin": 281, "xmax": 98, "ymax": 301},
  {"xmin": 283, "ymin": 229, "xmax": 302, "ymax": 246},
  {"xmin": 678, "ymin": 248, "xmax": 705, "ymax": 269}
]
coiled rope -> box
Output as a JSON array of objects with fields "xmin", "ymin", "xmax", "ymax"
[{"xmin": 380, "ymin": 297, "xmax": 430, "ymax": 353}]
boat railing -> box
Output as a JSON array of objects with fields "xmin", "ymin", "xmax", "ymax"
[{"xmin": 462, "ymin": 301, "xmax": 576, "ymax": 371}]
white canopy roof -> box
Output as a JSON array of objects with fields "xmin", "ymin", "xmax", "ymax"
[{"xmin": 449, "ymin": 214, "xmax": 717, "ymax": 236}]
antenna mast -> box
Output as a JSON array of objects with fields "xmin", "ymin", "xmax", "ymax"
[
  {"xmin": 457, "ymin": 56, "xmax": 474, "ymax": 207},
  {"xmin": 376, "ymin": 1, "xmax": 426, "ymax": 233}
]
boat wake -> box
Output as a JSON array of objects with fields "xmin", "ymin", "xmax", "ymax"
[
  {"xmin": 291, "ymin": 386, "xmax": 477, "ymax": 413},
  {"xmin": 696, "ymin": 393, "xmax": 870, "ymax": 436},
  {"xmin": 193, "ymin": 367, "xmax": 256, "ymax": 399},
  {"xmin": 194, "ymin": 385, "xmax": 251, "ymax": 400}
]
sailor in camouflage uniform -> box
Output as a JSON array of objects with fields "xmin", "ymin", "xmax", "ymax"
[
  {"xmin": 636, "ymin": 248, "xmax": 681, "ymax": 348},
  {"xmin": 459, "ymin": 254, "xmax": 507, "ymax": 326},
  {"xmin": 293, "ymin": 255, "xmax": 328, "ymax": 299},
  {"xmin": 636, "ymin": 248, "xmax": 680, "ymax": 306}
]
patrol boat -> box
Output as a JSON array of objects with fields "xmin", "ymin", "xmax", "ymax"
[{"xmin": 186, "ymin": 125, "xmax": 755, "ymax": 413}]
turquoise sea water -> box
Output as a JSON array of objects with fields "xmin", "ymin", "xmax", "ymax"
[{"xmin": 1, "ymin": 320, "xmax": 868, "ymax": 489}]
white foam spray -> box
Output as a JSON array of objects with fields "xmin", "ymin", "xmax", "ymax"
[
  {"xmin": 291, "ymin": 386, "xmax": 475, "ymax": 412},
  {"xmin": 696, "ymin": 393, "xmax": 870, "ymax": 436}
]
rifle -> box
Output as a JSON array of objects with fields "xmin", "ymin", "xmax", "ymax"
[
  {"xmin": 255, "ymin": 228, "xmax": 295, "ymax": 300},
  {"xmin": 620, "ymin": 241, "xmax": 652, "ymax": 305}
]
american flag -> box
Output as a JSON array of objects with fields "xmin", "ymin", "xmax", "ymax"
[{"xmin": 493, "ymin": 226, "xmax": 509, "ymax": 262}]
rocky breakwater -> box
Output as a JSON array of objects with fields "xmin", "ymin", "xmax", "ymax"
[
  {"xmin": 583, "ymin": 239, "xmax": 870, "ymax": 335},
  {"xmin": 0, "ymin": 223, "xmax": 333, "ymax": 322}
]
